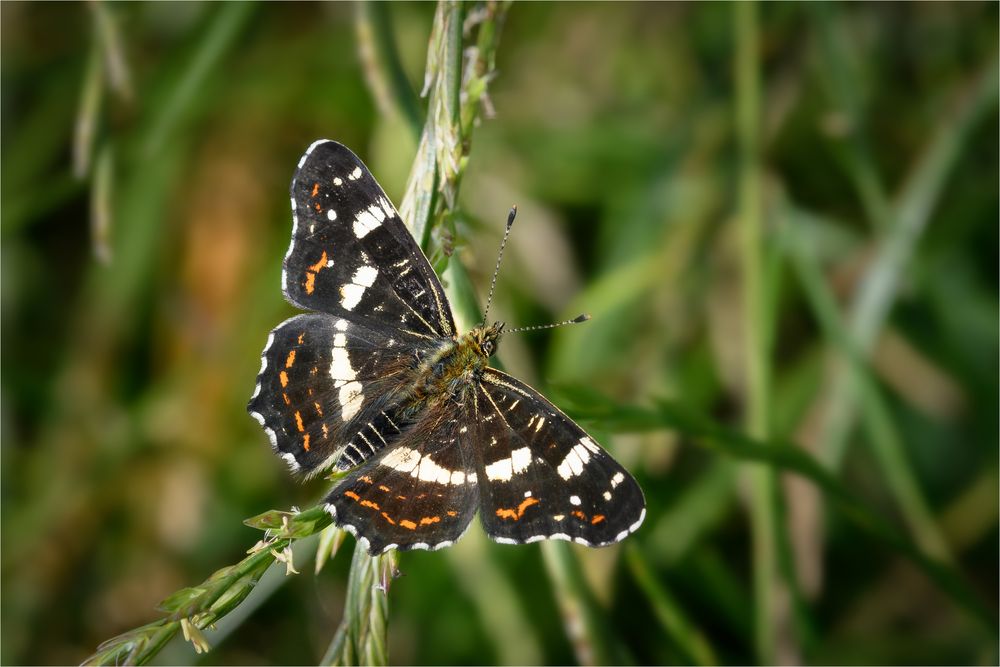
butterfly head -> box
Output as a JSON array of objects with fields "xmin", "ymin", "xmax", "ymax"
[{"xmin": 471, "ymin": 321, "xmax": 505, "ymax": 359}]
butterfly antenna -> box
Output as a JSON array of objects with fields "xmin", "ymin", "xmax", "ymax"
[
  {"xmin": 481, "ymin": 205, "xmax": 517, "ymax": 327},
  {"xmin": 504, "ymin": 313, "xmax": 591, "ymax": 335}
]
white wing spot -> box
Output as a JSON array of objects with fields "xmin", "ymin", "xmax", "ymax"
[
  {"xmin": 349, "ymin": 166, "xmax": 362, "ymax": 180},
  {"xmin": 353, "ymin": 265, "xmax": 378, "ymax": 287},
  {"xmin": 569, "ymin": 495, "xmax": 582, "ymax": 506},
  {"xmin": 556, "ymin": 443, "xmax": 592, "ymax": 480},
  {"xmin": 535, "ymin": 416, "xmax": 546, "ymax": 433},
  {"xmin": 340, "ymin": 284, "xmax": 365, "ymax": 310},
  {"xmin": 610, "ymin": 472, "xmax": 625, "ymax": 488},
  {"xmin": 511, "ymin": 447, "xmax": 531, "ymax": 473},
  {"xmin": 381, "ymin": 447, "xmax": 421, "ymax": 474},
  {"xmin": 333, "ymin": 177, "xmax": 343, "ymax": 186},
  {"xmin": 603, "ymin": 491, "xmax": 612, "ymax": 501},
  {"xmin": 380, "ymin": 448, "xmax": 465, "ymax": 485},
  {"xmin": 485, "ymin": 458, "xmax": 513, "ymax": 482},
  {"xmin": 339, "ymin": 381, "xmax": 364, "ymax": 420},
  {"xmin": 340, "ymin": 265, "xmax": 378, "ymax": 310},
  {"xmin": 379, "ymin": 196, "xmax": 395, "ymax": 220},
  {"xmin": 330, "ymin": 346, "xmax": 356, "ymax": 382},
  {"xmin": 326, "ymin": 209, "xmax": 337, "ymax": 222},
  {"xmin": 416, "ymin": 455, "xmax": 448, "ymax": 483},
  {"xmin": 352, "ymin": 208, "xmax": 381, "ymax": 238},
  {"xmin": 486, "ymin": 447, "xmax": 532, "ymax": 482}
]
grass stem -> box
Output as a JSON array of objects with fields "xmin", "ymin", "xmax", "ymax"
[{"xmin": 735, "ymin": 2, "xmax": 790, "ymax": 663}]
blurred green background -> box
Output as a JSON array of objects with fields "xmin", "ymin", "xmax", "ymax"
[{"xmin": 2, "ymin": 2, "xmax": 997, "ymax": 665}]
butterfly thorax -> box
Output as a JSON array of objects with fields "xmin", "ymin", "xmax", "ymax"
[{"xmin": 404, "ymin": 322, "xmax": 503, "ymax": 409}]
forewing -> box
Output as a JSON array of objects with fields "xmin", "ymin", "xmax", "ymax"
[
  {"xmin": 284, "ymin": 140, "xmax": 455, "ymax": 339},
  {"xmin": 324, "ymin": 409, "xmax": 479, "ymax": 554},
  {"xmin": 474, "ymin": 370, "xmax": 645, "ymax": 547},
  {"xmin": 248, "ymin": 313, "xmax": 432, "ymax": 475}
]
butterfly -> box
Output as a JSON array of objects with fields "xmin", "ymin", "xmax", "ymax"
[{"xmin": 248, "ymin": 140, "xmax": 645, "ymax": 554}]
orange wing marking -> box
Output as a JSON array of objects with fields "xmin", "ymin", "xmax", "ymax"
[
  {"xmin": 302, "ymin": 434, "xmax": 310, "ymax": 451},
  {"xmin": 495, "ymin": 497, "xmax": 540, "ymax": 521},
  {"xmin": 285, "ymin": 350, "xmax": 297, "ymax": 368},
  {"xmin": 304, "ymin": 251, "xmax": 329, "ymax": 295},
  {"xmin": 311, "ymin": 182, "xmax": 319, "ymax": 197},
  {"xmin": 399, "ymin": 519, "xmax": 417, "ymax": 530},
  {"xmin": 279, "ymin": 371, "xmax": 289, "ymax": 388}
]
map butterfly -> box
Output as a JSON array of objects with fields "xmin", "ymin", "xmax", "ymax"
[{"xmin": 248, "ymin": 140, "xmax": 645, "ymax": 554}]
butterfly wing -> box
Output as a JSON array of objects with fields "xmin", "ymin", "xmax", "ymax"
[
  {"xmin": 324, "ymin": 406, "xmax": 480, "ymax": 554},
  {"xmin": 250, "ymin": 140, "xmax": 459, "ymax": 475},
  {"xmin": 473, "ymin": 369, "xmax": 645, "ymax": 546},
  {"xmin": 284, "ymin": 140, "xmax": 455, "ymax": 340},
  {"xmin": 248, "ymin": 313, "xmax": 437, "ymax": 475}
]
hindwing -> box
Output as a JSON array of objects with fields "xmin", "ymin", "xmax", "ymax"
[
  {"xmin": 324, "ymin": 407, "xmax": 480, "ymax": 554},
  {"xmin": 284, "ymin": 140, "xmax": 455, "ymax": 339},
  {"xmin": 247, "ymin": 313, "xmax": 436, "ymax": 475},
  {"xmin": 473, "ymin": 369, "xmax": 646, "ymax": 546}
]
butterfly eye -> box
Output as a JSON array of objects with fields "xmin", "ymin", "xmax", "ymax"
[{"xmin": 482, "ymin": 341, "xmax": 494, "ymax": 356}]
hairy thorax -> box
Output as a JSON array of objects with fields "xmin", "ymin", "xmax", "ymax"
[
  {"xmin": 417, "ymin": 334, "xmax": 487, "ymax": 400},
  {"xmin": 399, "ymin": 323, "xmax": 503, "ymax": 417}
]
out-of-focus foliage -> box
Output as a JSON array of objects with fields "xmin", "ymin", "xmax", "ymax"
[{"xmin": 1, "ymin": 2, "xmax": 997, "ymax": 665}]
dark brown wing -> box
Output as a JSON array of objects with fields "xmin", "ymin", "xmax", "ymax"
[
  {"xmin": 472, "ymin": 369, "xmax": 646, "ymax": 547},
  {"xmin": 283, "ymin": 140, "xmax": 454, "ymax": 339},
  {"xmin": 323, "ymin": 405, "xmax": 479, "ymax": 554}
]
